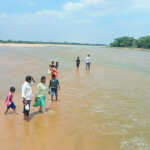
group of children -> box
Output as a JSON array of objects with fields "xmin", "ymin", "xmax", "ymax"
[
  {"xmin": 4, "ymin": 55, "xmax": 91, "ymax": 121},
  {"xmin": 4, "ymin": 60, "xmax": 60, "ymax": 122},
  {"xmin": 48, "ymin": 61, "xmax": 60, "ymax": 101}
]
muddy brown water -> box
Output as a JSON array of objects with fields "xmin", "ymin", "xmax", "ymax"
[{"xmin": 0, "ymin": 45, "xmax": 150, "ymax": 150}]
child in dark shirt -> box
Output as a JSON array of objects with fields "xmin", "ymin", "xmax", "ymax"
[{"xmin": 49, "ymin": 74, "xmax": 60, "ymax": 101}]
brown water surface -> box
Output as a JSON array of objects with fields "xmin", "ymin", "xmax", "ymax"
[{"xmin": 0, "ymin": 46, "xmax": 150, "ymax": 150}]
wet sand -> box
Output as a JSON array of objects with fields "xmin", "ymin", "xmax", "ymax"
[{"xmin": 0, "ymin": 45, "xmax": 150, "ymax": 150}]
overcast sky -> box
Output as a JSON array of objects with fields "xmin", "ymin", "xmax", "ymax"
[{"xmin": 0, "ymin": 0, "xmax": 150, "ymax": 44}]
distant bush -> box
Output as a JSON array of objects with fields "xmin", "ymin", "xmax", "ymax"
[{"xmin": 110, "ymin": 36, "xmax": 150, "ymax": 49}]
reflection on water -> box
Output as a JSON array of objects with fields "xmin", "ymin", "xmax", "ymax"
[{"xmin": 0, "ymin": 46, "xmax": 150, "ymax": 150}]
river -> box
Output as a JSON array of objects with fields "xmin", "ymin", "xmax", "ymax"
[{"xmin": 0, "ymin": 45, "xmax": 150, "ymax": 150}]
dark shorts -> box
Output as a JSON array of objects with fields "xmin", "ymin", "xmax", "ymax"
[
  {"xmin": 7, "ymin": 102, "xmax": 16, "ymax": 110},
  {"xmin": 76, "ymin": 63, "xmax": 80, "ymax": 68},
  {"xmin": 23, "ymin": 100, "xmax": 31, "ymax": 117},
  {"xmin": 86, "ymin": 63, "xmax": 91, "ymax": 68},
  {"xmin": 51, "ymin": 88, "xmax": 58, "ymax": 96}
]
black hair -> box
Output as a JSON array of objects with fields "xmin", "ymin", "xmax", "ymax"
[
  {"xmin": 41, "ymin": 76, "xmax": 46, "ymax": 82},
  {"xmin": 51, "ymin": 65, "xmax": 55, "ymax": 68},
  {"xmin": 10, "ymin": 86, "xmax": 16, "ymax": 92},
  {"xmin": 26, "ymin": 76, "xmax": 32, "ymax": 82}
]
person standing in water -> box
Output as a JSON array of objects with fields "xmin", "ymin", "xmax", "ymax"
[
  {"xmin": 49, "ymin": 74, "xmax": 60, "ymax": 102},
  {"xmin": 22, "ymin": 76, "xmax": 35, "ymax": 121},
  {"xmin": 33, "ymin": 76, "xmax": 48, "ymax": 113},
  {"xmin": 5, "ymin": 87, "xmax": 16, "ymax": 114},
  {"xmin": 55, "ymin": 62, "xmax": 59, "ymax": 70},
  {"xmin": 51, "ymin": 61, "xmax": 55, "ymax": 68},
  {"xmin": 76, "ymin": 56, "xmax": 80, "ymax": 69},
  {"xmin": 85, "ymin": 54, "xmax": 91, "ymax": 71}
]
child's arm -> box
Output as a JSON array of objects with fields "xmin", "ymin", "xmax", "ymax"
[
  {"xmin": 58, "ymin": 80, "xmax": 60, "ymax": 90},
  {"xmin": 31, "ymin": 76, "xmax": 36, "ymax": 83}
]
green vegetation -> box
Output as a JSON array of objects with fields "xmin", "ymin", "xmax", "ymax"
[
  {"xmin": 0, "ymin": 40, "xmax": 106, "ymax": 47},
  {"xmin": 110, "ymin": 36, "xmax": 150, "ymax": 49}
]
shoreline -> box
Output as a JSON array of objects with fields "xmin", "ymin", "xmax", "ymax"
[
  {"xmin": 107, "ymin": 46, "xmax": 150, "ymax": 52},
  {"xmin": 0, "ymin": 43, "xmax": 105, "ymax": 47},
  {"xmin": 0, "ymin": 43, "xmax": 75, "ymax": 47}
]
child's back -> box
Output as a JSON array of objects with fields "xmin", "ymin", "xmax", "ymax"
[
  {"xmin": 6, "ymin": 92, "xmax": 13, "ymax": 107},
  {"xmin": 5, "ymin": 87, "xmax": 16, "ymax": 114}
]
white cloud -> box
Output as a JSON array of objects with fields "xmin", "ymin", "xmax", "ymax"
[
  {"xmin": 63, "ymin": 2, "xmax": 83, "ymax": 11},
  {"xmin": 63, "ymin": 0, "xmax": 105, "ymax": 12},
  {"xmin": 82, "ymin": 0, "xmax": 104, "ymax": 5},
  {"xmin": 35, "ymin": 10, "xmax": 65, "ymax": 18},
  {"xmin": 133, "ymin": 0, "xmax": 150, "ymax": 9},
  {"xmin": 72, "ymin": 19, "xmax": 92, "ymax": 24}
]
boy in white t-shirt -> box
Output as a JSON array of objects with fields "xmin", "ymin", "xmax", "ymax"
[{"xmin": 85, "ymin": 54, "xmax": 91, "ymax": 71}]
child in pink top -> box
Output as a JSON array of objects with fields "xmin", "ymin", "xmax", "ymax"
[{"xmin": 5, "ymin": 87, "xmax": 16, "ymax": 114}]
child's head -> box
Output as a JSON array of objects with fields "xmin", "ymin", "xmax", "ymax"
[
  {"xmin": 10, "ymin": 86, "xmax": 15, "ymax": 93},
  {"xmin": 26, "ymin": 76, "xmax": 32, "ymax": 83},
  {"xmin": 41, "ymin": 76, "xmax": 46, "ymax": 84},
  {"xmin": 24, "ymin": 100, "xmax": 27, "ymax": 105},
  {"xmin": 51, "ymin": 61, "xmax": 54, "ymax": 65}
]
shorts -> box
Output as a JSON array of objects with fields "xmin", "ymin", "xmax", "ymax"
[
  {"xmin": 86, "ymin": 63, "xmax": 91, "ymax": 69},
  {"xmin": 76, "ymin": 63, "xmax": 80, "ymax": 68},
  {"xmin": 23, "ymin": 100, "xmax": 31, "ymax": 116},
  {"xmin": 33, "ymin": 96, "xmax": 46, "ymax": 107},
  {"xmin": 51, "ymin": 88, "xmax": 58, "ymax": 96},
  {"xmin": 7, "ymin": 102, "xmax": 16, "ymax": 110}
]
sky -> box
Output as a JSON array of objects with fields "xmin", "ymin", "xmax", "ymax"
[{"xmin": 0, "ymin": 0, "xmax": 150, "ymax": 44}]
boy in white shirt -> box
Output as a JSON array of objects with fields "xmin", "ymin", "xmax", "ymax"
[
  {"xmin": 85, "ymin": 54, "xmax": 91, "ymax": 71},
  {"xmin": 22, "ymin": 76, "xmax": 35, "ymax": 121}
]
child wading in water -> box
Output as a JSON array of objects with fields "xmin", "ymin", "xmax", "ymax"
[
  {"xmin": 49, "ymin": 74, "xmax": 60, "ymax": 101},
  {"xmin": 76, "ymin": 56, "xmax": 80, "ymax": 69},
  {"xmin": 33, "ymin": 76, "xmax": 48, "ymax": 113},
  {"xmin": 5, "ymin": 87, "xmax": 16, "ymax": 114}
]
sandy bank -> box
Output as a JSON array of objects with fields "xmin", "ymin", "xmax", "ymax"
[{"xmin": 0, "ymin": 43, "xmax": 73, "ymax": 47}]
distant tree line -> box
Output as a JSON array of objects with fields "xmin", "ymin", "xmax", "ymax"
[
  {"xmin": 110, "ymin": 36, "xmax": 150, "ymax": 49},
  {"xmin": 0, "ymin": 40, "xmax": 106, "ymax": 47}
]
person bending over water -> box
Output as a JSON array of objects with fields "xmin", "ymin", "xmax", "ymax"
[
  {"xmin": 5, "ymin": 87, "xmax": 16, "ymax": 114},
  {"xmin": 22, "ymin": 76, "xmax": 35, "ymax": 121},
  {"xmin": 33, "ymin": 76, "xmax": 48, "ymax": 113},
  {"xmin": 76, "ymin": 56, "xmax": 80, "ymax": 69},
  {"xmin": 49, "ymin": 74, "xmax": 60, "ymax": 101},
  {"xmin": 85, "ymin": 54, "xmax": 91, "ymax": 71}
]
